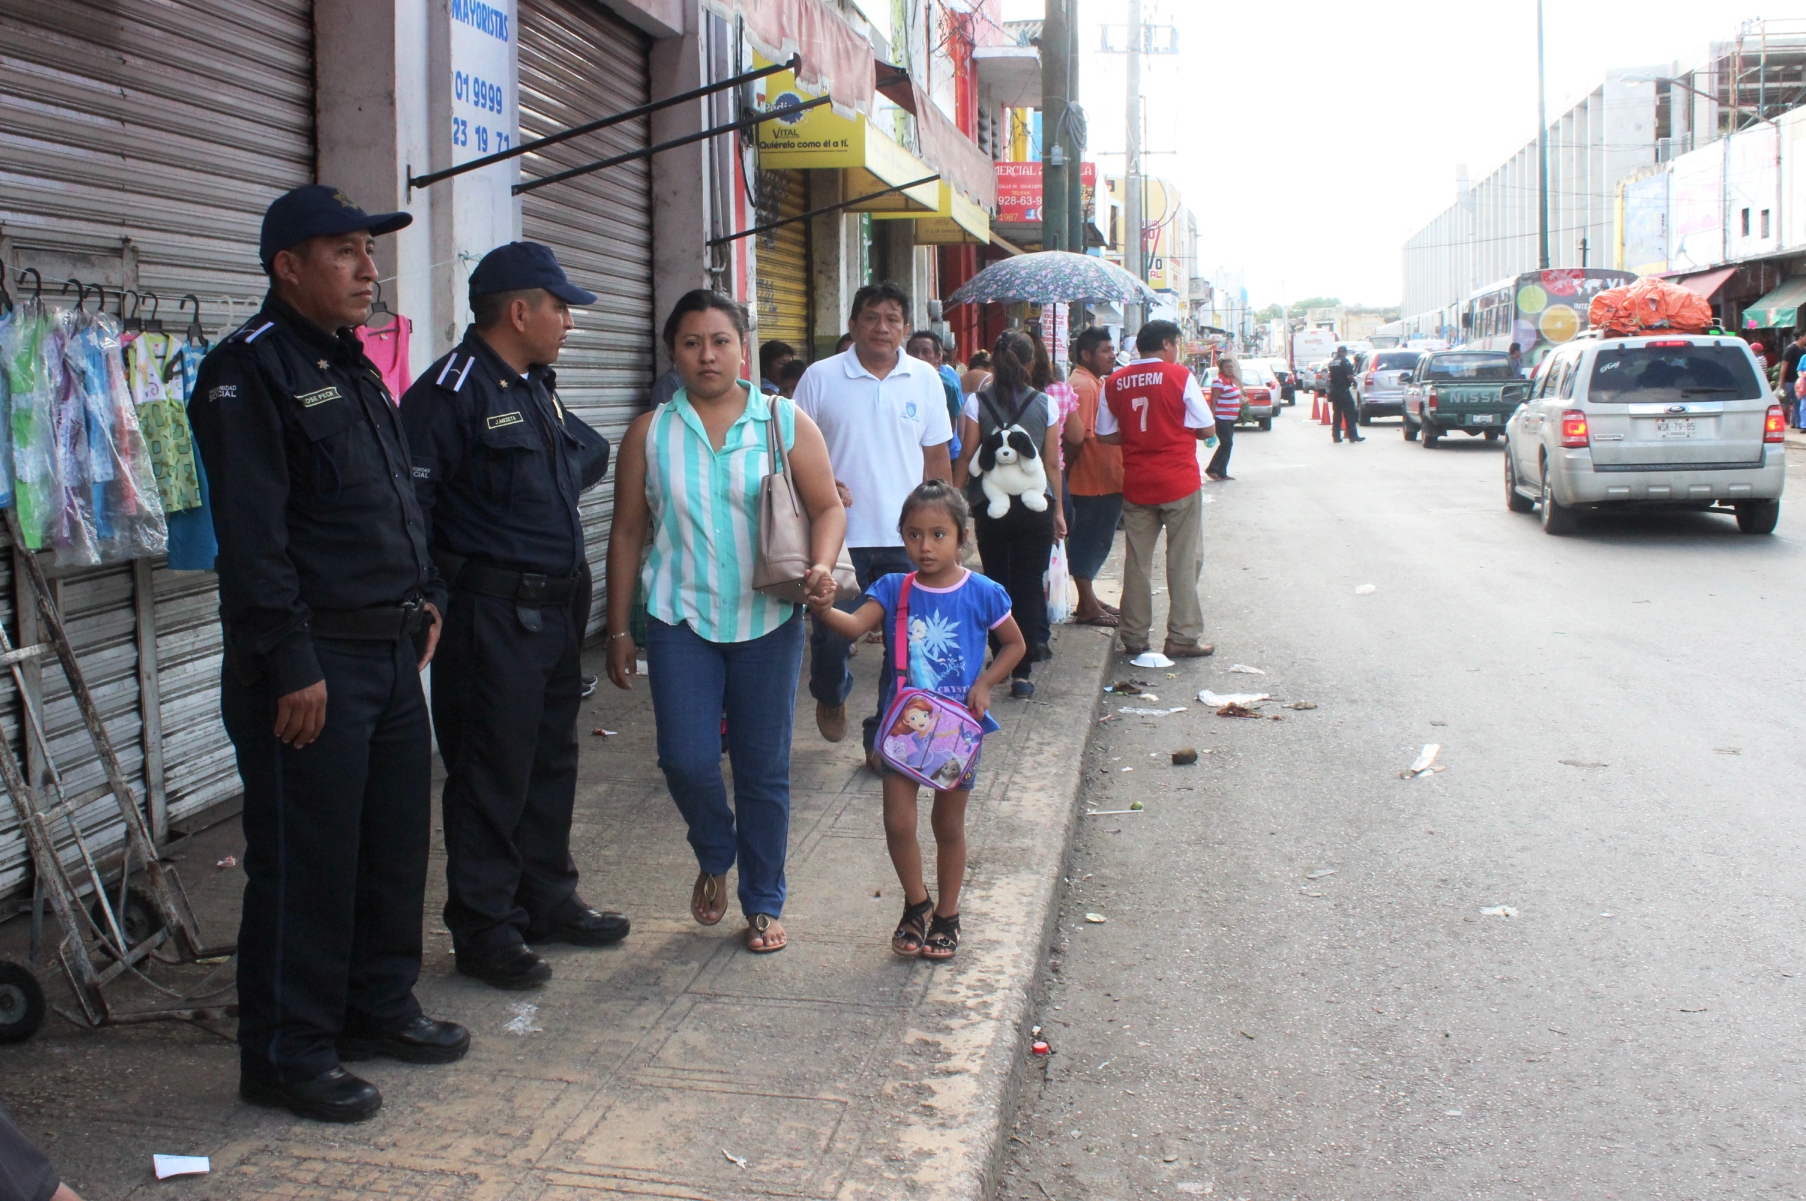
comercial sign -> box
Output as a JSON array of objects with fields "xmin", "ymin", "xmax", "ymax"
[
  {"xmin": 994, "ymin": 161, "xmax": 1098, "ymax": 223},
  {"xmin": 449, "ymin": 0, "xmax": 516, "ymax": 166}
]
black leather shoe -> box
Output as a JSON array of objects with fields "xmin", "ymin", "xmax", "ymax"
[
  {"xmin": 240, "ymin": 1065, "xmax": 381, "ymax": 1123},
  {"xmin": 338, "ymin": 1016, "xmax": 470, "ymax": 1065},
  {"xmin": 528, "ymin": 905, "xmax": 630, "ymax": 947},
  {"xmin": 456, "ymin": 944, "xmax": 553, "ymax": 990}
]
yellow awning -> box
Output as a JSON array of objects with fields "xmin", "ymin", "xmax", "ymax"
[
  {"xmin": 756, "ymin": 66, "xmax": 941, "ymax": 213},
  {"xmin": 872, "ymin": 182, "xmax": 990, "ymax": 244}
]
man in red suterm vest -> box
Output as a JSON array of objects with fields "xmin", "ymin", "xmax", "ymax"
[{"xmin": 1097, "ymin": 319, "xmax": 1217, "ymax": 659}]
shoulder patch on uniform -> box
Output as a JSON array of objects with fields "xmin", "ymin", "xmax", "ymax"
[
  {"xmin": 487, "ymin": 411, "xmax": 524, "ymax": 430},
  {"xmin": 295, "ymin": 386, "xmax": 343, "ymax": 408},
  {"xmin": 241, "ymin": 321, "xmax": 276, "ymax": 344}
]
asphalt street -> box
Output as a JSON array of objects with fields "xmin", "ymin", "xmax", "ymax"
[{"xmin": 999, "ymin": 403, "xmax": 1806, "ymax": 1201}]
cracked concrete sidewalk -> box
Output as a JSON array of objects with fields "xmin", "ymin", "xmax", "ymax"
[{"xmin": 2, "ymin": 613, "xmax": 1110, "ymax": 1200}]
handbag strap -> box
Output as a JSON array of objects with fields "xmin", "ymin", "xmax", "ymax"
[
  {"xmin": 893, "ymin": 572, "xmax": 915, "ymax": 684},
  {"xmin": 764, "ymin": 394, "xmax": 794, "ymax": 475}
]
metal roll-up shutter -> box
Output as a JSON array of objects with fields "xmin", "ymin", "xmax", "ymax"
[
  {"xmin": 518, "ymin": 0, "xmax": 655, "ymax": 639},
  {"xmin": 0, "ymin": 0, "xmax": 314, "ymax": 891},
  {"xmin": 754, "ymin": 169, "xmax": 812, "ymax": 357}
]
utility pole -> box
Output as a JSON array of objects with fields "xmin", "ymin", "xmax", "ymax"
[
  {"xmin": 1041, "ymin": 0, "xmax": 1069, "ymax": 252},
  {"xmin": 1125, "ymin": 0, "xmax": 1144, "ymax": 330},
  {"xmin": 1536, "ymin": 0, "xmax": 1550, "ymax": 269},
  {"xmin": 1066, "ymin": 8, "xmax": 1085, "ymax": 259},
  {"xmin": 1578, "ymin": 235, "xmax": 1588, "ymax": 268}
]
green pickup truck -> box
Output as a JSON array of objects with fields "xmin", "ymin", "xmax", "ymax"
[{"xmin": 1401, "ymin": 351, "xmax": 1533, "ymax": 446}]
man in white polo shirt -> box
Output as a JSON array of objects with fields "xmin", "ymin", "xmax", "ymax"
[{"xmin": 793, "ymin": 281, "xmax": 953, "ymax": 762}]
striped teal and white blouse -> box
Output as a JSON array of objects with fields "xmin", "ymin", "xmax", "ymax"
[{"xmin": 642, "ymin": 383, "xmax": 798, "ymax": 644}]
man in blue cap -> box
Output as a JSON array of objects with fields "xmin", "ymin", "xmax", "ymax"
[
  {"xmin": 189, "ymin": 185, "xmax": 468, "ymax": 1124},
  {"xmin": 400, "ymin": 241, "xmax": 626, "ymax": 990}
]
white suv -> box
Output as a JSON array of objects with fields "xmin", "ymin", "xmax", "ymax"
[{"xmin": 1502, "ymin": 332, "xmax": 1785, "ymax": 535}]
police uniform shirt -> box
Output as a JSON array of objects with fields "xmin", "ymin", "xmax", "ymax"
[
  {"xmin": 1328, "ymin": 358, "xmax": 1356, "ymax": 395},
  {"xmin": 188, "ymin": 296, "xmax": 442, "ymax": 695},
  {"xmin": 399, "ymin": 329, "xmax": 609, "ymax": 577}
]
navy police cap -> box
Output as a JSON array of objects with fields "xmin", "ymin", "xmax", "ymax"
[
  {"xmin": 260, "ymin": 185, "xmax": 411, "ymax": 269},
  {"xmin": 469, "ymin": 241, "xmax": 598, "ymax": 306}
]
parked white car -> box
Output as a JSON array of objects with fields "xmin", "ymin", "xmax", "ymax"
[{"xmin": 1501, "ymin": 332, "xmax": 1785, "ymax": 535}]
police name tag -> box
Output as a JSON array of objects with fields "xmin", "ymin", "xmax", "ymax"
[
  {"xmin": 487, "ymin": 412, "xmax": 524, "ymax": 430},
  {"xmin": 295, "ymin": 386, "xmax": 342, "ymax": 408}
]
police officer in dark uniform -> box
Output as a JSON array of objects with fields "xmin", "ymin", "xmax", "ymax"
[
  {"xmin": 400, "ymin": 242, "xmax": 626, "ymax": 990},
  {"xmin": 1326, "ymin": 345, "xmax": 1365, "ymax": 444},
  {"xmin": 188, "ymin": 185, "xmax": 469, "ymax": 1124}
]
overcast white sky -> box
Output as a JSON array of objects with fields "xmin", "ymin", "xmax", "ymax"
[{"xmin": 999, "ymin": 0, "xmax": 1767, "ymax": 309}]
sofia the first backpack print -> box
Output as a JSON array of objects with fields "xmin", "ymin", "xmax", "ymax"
[{"xmin": 876, "ymin": 574, "xmax": 986, "ymax": 791}]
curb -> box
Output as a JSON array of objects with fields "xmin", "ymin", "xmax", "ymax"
[{"xmin": 840, "ymin": 625, "xmax": 1113, "ymax": 1199}]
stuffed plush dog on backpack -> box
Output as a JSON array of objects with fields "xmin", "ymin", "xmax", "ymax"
[{"xmin": 971, "ymin": 424, "xmax": 1049, "ymax": 519}]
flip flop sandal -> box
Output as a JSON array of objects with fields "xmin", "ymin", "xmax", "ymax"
[
  {"xmin": 921, "ymin": 913, "xmax": 961, "ymax": 961},
  {"xmin": 1076, "ymin": 612, "xmax": 1120, "ymax": 628},
  {"xmin": 691, "ymin": 872, "xmax": 727, "ymax": 926},
  {"xmin": 744, "ymin": 913, "xmax": 787, "ymax": 953},
  {"xmin": 891, "ymin": 896, "xmax": 933, "ymax": 957}
]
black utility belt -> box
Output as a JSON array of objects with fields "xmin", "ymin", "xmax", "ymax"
[
  {"xmin": 436, "ymin": 551, "xmax": 577, "ymax": 606},
  {"xmin": 310, "ymin": 600, "xmax": 430, "ymax": 642}
]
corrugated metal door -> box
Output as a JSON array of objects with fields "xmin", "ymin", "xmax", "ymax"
[
  {"xmin": 0, "ymin": 0, "xmax": 314, "ymax": 894},
  {"xmin": 754, "ymin": 169, "xmax": 812, "ymax": 358},
  {"xmin": 517, "ymin": 0, "xmax": 655, "ymax": 639}
]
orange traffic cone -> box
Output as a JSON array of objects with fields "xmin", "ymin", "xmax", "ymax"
[
  {"xmin": 1319, "ymin": 396, "xmax": 1332, "ymax": 426},
  {"xmin": 1310, "ymin": 394, "xmax": 1322, "ymax": 421}
]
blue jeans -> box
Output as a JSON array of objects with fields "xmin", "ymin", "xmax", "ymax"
[
  {"xmin": 646, "ymin": 612, "xmax": 804, "ymax": 919},
  {"xmin": 809, "ymin": 545, "xmax": 916, "ymax": 750}
]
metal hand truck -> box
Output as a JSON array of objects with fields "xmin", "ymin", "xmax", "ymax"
[{"xmin": 0, "ymin": 508, "xmax": 235, "ymax": 1042}]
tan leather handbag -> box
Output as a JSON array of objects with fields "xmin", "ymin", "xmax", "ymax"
[{"xmin": 752, "ymin": 399, "xmax": 858, "ymax": 603}]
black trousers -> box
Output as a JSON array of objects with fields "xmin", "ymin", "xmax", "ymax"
[
  {"xmin": 433, "ymin": 590, "xmax": 584, "ymax": 956},
  {"xmin": 1205, "ymin": 419, "xmax": 1236, "ymax": 476},
  {"xmin": 1331, "ymin": 393, "xmax": 1359, "ymax": 441},
  {"xmin": 225, "ymin": 638, "xmax": 432, "ymax": 1081},
  {"xmin": 976, "ymin": 502, "xmax": 1056, "ymax": 680}
]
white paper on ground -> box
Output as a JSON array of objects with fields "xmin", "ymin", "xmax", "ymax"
[
  {"xmin": 153, "ymin": 1155, "xmax": 211, "ymax": 1179},
  {"xmin": 1355, "ymin": 584, "xmax": 1377, "ymax": 595},
  {"xmin": 1119, "ymin": 706, "xmax": 1188, "ymax": 716},
  {"xmin": 1130, "ymin": 651, "xmax": 1175, "ymax": 668},
  {"xmin": 1407, "ymin": 744, "xmax": 1441, "ymax": 776},
  {"xmin": 1198, "ymin": 690, "xmax": 1270, "ymax": 707},
  {"xmin": 1227, "ymin": 664, "xmax": 1265, "ymax": 674}
]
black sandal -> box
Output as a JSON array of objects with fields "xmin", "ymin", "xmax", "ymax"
[
  {"xmin": 921, "ymin": 912, "xmax": 961, "ymax": 961},
  {"xmin": 892, "ymin": 896, "xmax": 933, "ymax": 957}
]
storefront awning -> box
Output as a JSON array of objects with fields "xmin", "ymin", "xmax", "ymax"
[
  {"xmin": 872, "ymin": 182, "xmax": 990, "ymax": 244},
  {"xmin": 1672, "ymin": 266, "xmax": 1737, "ymax": 300},
  {"xmin": 757, "ymin": 64, "xmax": 945, "ymax": 215},
  {"xmin": 1742, "ymin": 276, "xmax": 1806, "ymax": 329}
]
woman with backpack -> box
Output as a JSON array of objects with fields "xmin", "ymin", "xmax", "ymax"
[{"xmin": 952, "ymin": 330, "xmax": 1066, "ymax": 699}]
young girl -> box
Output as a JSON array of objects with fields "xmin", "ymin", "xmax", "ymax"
[{"xmin": 806, "ymin": 480, "xmax": 1026, "ymax": 960}]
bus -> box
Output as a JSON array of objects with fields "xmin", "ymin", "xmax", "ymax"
[{"xmin": 1461, "ymin": 268, "xmax": 1635, "ymax": 366}]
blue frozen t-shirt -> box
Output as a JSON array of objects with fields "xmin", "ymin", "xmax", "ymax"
[{"xmin": 865, "ymin": 569, "xmax": 1014, "ymax": 734}]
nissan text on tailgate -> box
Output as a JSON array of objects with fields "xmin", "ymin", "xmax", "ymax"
[
  {"xmin": 1501, "ymin": 333, "xmax": 1784, "ymax": 535},
  {"xmin": 1402, "ymin": 351, "xmax": 1530, "ymax": 445}
]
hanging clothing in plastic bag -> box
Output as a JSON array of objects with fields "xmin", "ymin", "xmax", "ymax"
[
  {"xmin": 3, "ymin": 300, "xmax": 60, "ymax": 550},
  {"xmin": 164, "ymin": 341, "xmax": 219, "ymax": 571},
  {"xmin": 356, "ymin": 314, "xmax": 412, "ymax": 403},
  {"xmin": 0, "ymin": 307, "xmax": 16, "ymax": 511},
  {"xmin": 56, "ymin": 309, "xmax": 166, "ymax": 564},
  {"xmin": 125, "ymin": 331, "xmax": 204, "ymax": 512}
]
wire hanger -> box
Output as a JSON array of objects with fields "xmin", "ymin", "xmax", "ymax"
[
  {"xmin": 365, "ymin": 278, "xmax": 397, "ymax": 330},
  {"xmin": 16, "ymin": 268, "xmax": 42, "ymax": 305},
  {"xmin": 180, "ymin": 295, "xmax": 207, "ymax": 349}
]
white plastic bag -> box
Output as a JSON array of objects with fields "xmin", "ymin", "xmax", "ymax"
[{"xmin": 1045, "ymin": 538, "xmax": 1075, "ymax": 625}]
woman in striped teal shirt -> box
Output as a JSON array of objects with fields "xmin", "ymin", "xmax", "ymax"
[{"xmin": 605, "ymin": 291, "xmax": 845, "ymax": 954}]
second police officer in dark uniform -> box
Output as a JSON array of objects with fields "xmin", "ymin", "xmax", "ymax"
[
  {"xmin": 400, "ymin": 242, "xmax": 627, "ymax": 990},
  {"xmin": 189, "ymin": 185, "xmax": 469, "ymax": 1124}
]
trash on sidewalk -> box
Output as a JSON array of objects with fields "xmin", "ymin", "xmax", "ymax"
[
  {"xmin": 1479, "ymin": 905, "xmax": 1518, "ymax": 918},
  {"xmin": 1119, "ymin": 706, "xmax": 1187, "ymax": 717},
  {"xmin": 1401, "ymin": 744, "xmax": 1442, "ymax": 778},
  {"xmin": 1198, "ymin": 690, "xmax": 1269, "ymax": 708},
  {"xmin": 153, "ymin": 1155, "xmax": 210, "ymax": 1180},
  {"xmin": 215, "ymin": 855, "xmax": 236, "ymax": 869},
  {"xmin": 1355, "ymin": 584, "xmax": 1377, "ymax": 595},
  {"xmin": 1306, "ymin": 869, "xmax": 1337, "ymax": 879},
  {"xmin": 1216, "ymin": 703, "xmax": 1263, "ymax": 718},
  {"xmin": 1558, "ymin": 758, "xmax": 1608, "ymax": 768},
  {"xmin": 503, "ymin": 1003, "xmax": 543, "ymax": 1035},
  {"xmin": 1031, "ymin": 1039, "xmax": 1051, "ymax": 1056},
  {"xmin": 1171, "ymin": 748, "xmax": 1198, "ymax": 765},
  {"xmin": 1105, "ymin": 680, "xmax": 1148, "ymax": 694},
  {"xmin": 1227, "ymin": 664, "xmax": 1265, "ymax": 674},
  {"xmin": 722, "ymin": 1149, "xmax": 749, "ymax": 1169},
  {"xmin": 1084, "ymin": 912, "xmax": 1107, "ymax": 923},
  {"xmin": 591, "ymin": 728, "xmax": 617, "ymax": 737},
  {"xmin": 1129, "ymin": 800, "xmax": 1144, "ymax": 811},
  {"xmin": 1085, "ymin": 809, "xmax": 1140, "ymax": 816},
  {"xmin": 1680, "ymin": 1006, "xmax": 1708, "ymax": 1013},
  {"xmin": 1285, "ymin": 700, "xmax": 1317, "ymax": 710},
  {"xmin": 1130, "ymin": 651, "xmax": 1175, "ymax": 668}
]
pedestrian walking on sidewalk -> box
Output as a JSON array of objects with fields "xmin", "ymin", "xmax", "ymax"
[
  {"xmin": 952, "ymin": 330, "xmax": 1065, "ymax": 699},
  {"xmin": 605, "ymin": 290, "xmax": 846, "ymax": 955},
  {"xmin": 190, "ymin": 185, "xmax": 466, "ymax": 1124},
  {"xmin": 1205, "ymin": 356, "xmax": 1243, "ymax": 480},
  {"xmin": 1060, "ymin": 327, "xmax": 1123, "ymax": 628},
  {"xmin": 1098, "ymin": 320, "xmax": 1217, "ymax": 661},
  {"xmin": 794, "ymin": 283, "xmax": 954, "ymax": 764},
  {"xmin": 806, "ymin": 481, "xmax": 1025, "ymax": 961},
  {"xmin": 1782, "ymin": 330, "xmax": 1806, "ymax": 428},
  {"xmin": 400, "ymin": 242, "xmax": 627, "ymax": 993},
  {"xmin": 1327, "ymin": 346, "xmax": 1363, "ymax": 443}
]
